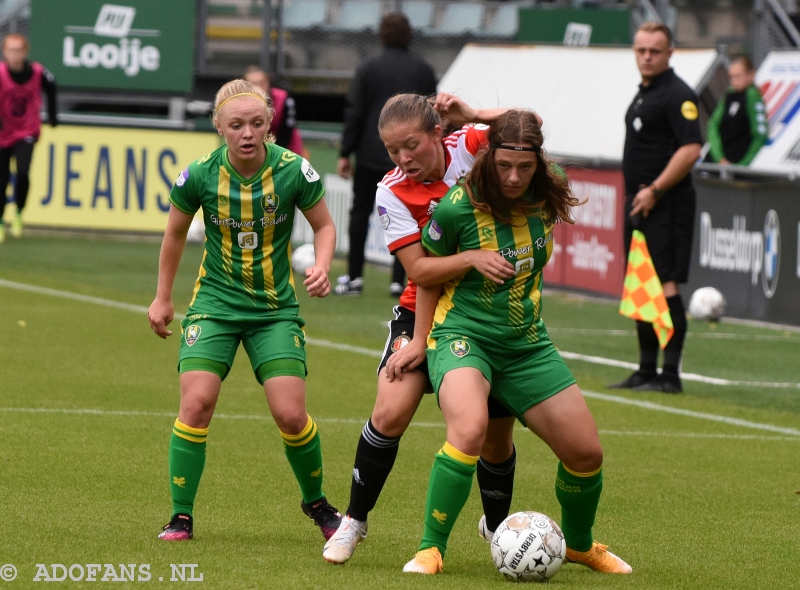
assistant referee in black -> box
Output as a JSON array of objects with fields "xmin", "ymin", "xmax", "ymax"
[{"xmin": 611, "ymin": 22, "xmax": 702, "ymax": 394}]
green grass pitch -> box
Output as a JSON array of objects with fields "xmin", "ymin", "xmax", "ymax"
[{"xmin": 1, "ymin": 233, "xmax": 799, "ymax": 589}]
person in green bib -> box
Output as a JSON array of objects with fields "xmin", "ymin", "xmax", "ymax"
[
  {"xmin": 148, "ymin": 78, "xmax": 341, "ymax": 542},
  {"xmin": 392, "ymin": 109, "xmax": 632, "ymax": 576}
]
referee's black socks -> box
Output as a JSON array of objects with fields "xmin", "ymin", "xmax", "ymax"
[{"xmin": 663, "ymin": 294, "xmax": 687, "ymax": 377}]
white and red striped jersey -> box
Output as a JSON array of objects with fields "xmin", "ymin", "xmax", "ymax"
[{"xmin": 375, "ymin": 124, "xmax": 488, "ymax": 311}]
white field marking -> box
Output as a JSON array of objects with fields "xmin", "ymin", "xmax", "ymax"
[
  {"xmin": 2, "ymin": 278, "xmax": 798, "ymax": 390},
  {"xmin": 582, "ymin": 390, "xmax": 800, "ymax": 437},
  {"xmin": 2, "ymin": 406, "xmax": 799, "ymax": 441},
  {"xmin": 548, "ymin": 327, "xmax": 798, "ymax": 342}
]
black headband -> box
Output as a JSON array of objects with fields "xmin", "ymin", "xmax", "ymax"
[{"xmin": 490, "ymin": 144, "xmax": 541, "ymax": 153}]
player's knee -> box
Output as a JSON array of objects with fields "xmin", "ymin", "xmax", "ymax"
[
  {"xmin": 480, "ymin": 436, "xmax": 514, "ymax": 464},
  {"xmin": 273, "ymin": 409, "xmax": 309, "ymax": 435},
  {"xmin": 565, "ymin": 444, "xmax": 604, "ymax": 474}
]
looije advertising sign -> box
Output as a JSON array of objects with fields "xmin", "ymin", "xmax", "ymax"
[{"xmin": 28, "ymin": 0, "xmax": 196, "ymax": 93}]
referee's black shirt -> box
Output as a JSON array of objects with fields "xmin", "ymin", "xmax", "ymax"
[{"xmin": 622, "ymin": 68, "xmax": 702, "ymax": 195}]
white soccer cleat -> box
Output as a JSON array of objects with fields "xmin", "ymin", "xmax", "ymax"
[
  {"xmin": 478, "ymin": 514, "xmax": 494, "ymax": 543},
  {"xmin": 322, "ymin": 516, "xmax": 368, "ymax": 564}
]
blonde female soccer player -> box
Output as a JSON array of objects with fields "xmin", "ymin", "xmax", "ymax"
[
  {"xmin": 396, "ymin": 109, "xmax": 632, "ymax": 575},
  {"xmin": 148, "ymin": 79, "xmax": 341, "ymax": 541}
]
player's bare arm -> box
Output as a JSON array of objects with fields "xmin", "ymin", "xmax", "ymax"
[
  {"xmin": 630, "ymin": 142, "xmax": 702, "ymax": 218},
  {"xmin": 301, "ymin": 199, "xmax": 336, "ymax": 297},
  {"xmin": 148, "ymin": 205, "xmax": 193, "ymax": 338}
]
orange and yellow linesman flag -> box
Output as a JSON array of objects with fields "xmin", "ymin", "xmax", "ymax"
[{"xmin": 619, "ymin": 230, "xmax": 674, "ymax": 348}]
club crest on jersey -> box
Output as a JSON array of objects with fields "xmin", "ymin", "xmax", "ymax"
[
  {"xmin": 428, "ymin": 220, "xmax": 443, "ymax": 241},
  {"xmin": 262, "ymin": 193, "xmax": 280, "ymax": 215},
  {"xmin": 391, "ymin": 333, "xmax": 410, "ymax": 352},
  {"xmin": 175, "ymin": 167, "xmax": 189, "ymax": 187},
  {"xmin": 185, "ymin": 325, "xmax": 201, "ymax": 346},
  {"xmin": 378, "ymin": 206, "xmax": 390, "ymax": 230},
  {"xmin": 450, "ymin": 340, "xmax": 470, "ymax": 357}
]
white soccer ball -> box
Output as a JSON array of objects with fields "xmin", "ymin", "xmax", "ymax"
[
  {"xmin": 490, "ymin": 511, "xmax": 566, "ymax": 582},
  {"xmin": 186, "ymin": 217, "xmax": 205, "ymax": 243},
  {"xmin": 688, "ymin": 287, "xmax": 726, "ymax": 321},
  {"xmin": 291, "ymin": 243, "xmax": 316, "ymax": 273}
]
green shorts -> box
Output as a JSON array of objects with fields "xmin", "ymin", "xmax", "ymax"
[
  {"xmin": 178, "ymin": 316, "xmax": 307, "ymax": 383},
  {"xmin": 426, "ymin": 332, "xmax": 576, "ymax": 426}
]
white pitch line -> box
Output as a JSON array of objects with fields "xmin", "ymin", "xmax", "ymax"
[
  {"xmin": 549, "ymin": 327, "xmax": 798, "ymax": 342},
  {"xmin": 582, "ymin": 390, "xmax": 800, "ymax": 437},
  {"xmin": 2, "ymin": 278, "xmax": 798, "ymax": 390},
  {"xmin": 2, "ymin": 406, "xmax": 799, "ymax": 441}
]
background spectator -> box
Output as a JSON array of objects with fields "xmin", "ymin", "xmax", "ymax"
[
  {"xmin": 335, "ymin": 12, "xmax": 437, "ymax": 296},
  {"xmin": 706, "ymin": 56, "xmax": 767, "ymax": 166}
]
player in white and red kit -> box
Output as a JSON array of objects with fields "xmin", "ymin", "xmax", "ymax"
[{"xmin": 324, "ymin": 93, "xmax": 525, "ymax": 565}]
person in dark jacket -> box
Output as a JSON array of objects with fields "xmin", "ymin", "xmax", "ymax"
[
  {"xmin": 0, "ymin": 33, "xmax": 57, "ymax": 242},
  {"xmin": 706, "ymin": 56, "xmax": 767, "ymax": 166},
  {"xmin": 335, "ymin": 12, "xmax": 437, "ymax": 296}
]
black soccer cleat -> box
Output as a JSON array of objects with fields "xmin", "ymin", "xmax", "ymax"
[
  {"xmin": 158, "ymin": 513, "xmax": 193, "ymax": 541},
  {"xmin": 607, "ymin": 370, "xmax": 656, "ymax": 389},
  {"xmin": 301, "ymin": 497, "xmax": 343, "ymax": 541},
  {"xmin": 633, "ymin": 374, "xmax": 682, "ymax": 394}
]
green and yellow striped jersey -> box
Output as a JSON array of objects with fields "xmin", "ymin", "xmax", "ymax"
[
  {"xmin": 421, "ymin": 182, "xmax": 555, "ymax": 343},
  {"xmin": 170, "ymin": 142, "xmax": 324, "ymax": 322}
]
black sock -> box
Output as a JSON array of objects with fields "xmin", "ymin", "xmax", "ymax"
[
  {"xmin": 477, "ymin": 446, "xmax": 516, "ymax": 532},
  {"xmin": 663, "ymin": 295, "xmax": 687, "ymax": 377},
  {"xmin": 346, "ymin": 419, "xmax": 401, "ymax": 522},
  {"xmin": 635, "ymin": 320, "xmax": 659, "ymax": 376}
]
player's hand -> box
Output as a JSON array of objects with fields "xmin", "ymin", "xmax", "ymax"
[
  {"xmin": 148, "ymin": 298, "xmax": 175, "ymax": 339},
  {"xmin": 337, "ymin": 157, "xmax": 352, "ymax": 180},
  {"xmin": 433, "ymin": 93, "xmax": 476, "ymax": 125},
  {"xmin": 630, "ymin": 185, "xmax": 658, "ymax": 219},
  {"xmin": 468, "ymin": 250, "xmax": 516, "ymax": 284},
  {"xmin": 385, "ymin": 338, "xmax": 426, "ymax": 382},
  {"xmin": 304, "ymin": 266, "xmax": 330, "ymax": 298}
]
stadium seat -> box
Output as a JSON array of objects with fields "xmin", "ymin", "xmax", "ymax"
[
  {"xmin": 329, "ymin": 0, "xmax": 382, "ymax": 31},
  {"xmin": 431, "ymin": 2, "xmax": 483, "ymax": 36},
  {"xmin": 485, "ymin": 4, "xmax": 519, "ymax": 38},
  {"xmin": 283, "ymin": 0, "xmax": 328, "ymax": 29},
  {"xmin": 402, "ymin": 0, "xmax": 434, "ymax": 30}
]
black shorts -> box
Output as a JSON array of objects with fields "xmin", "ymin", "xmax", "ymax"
[
  {"xmin": 378, "ymin": 305, "xmax": 512, "ymax": 419},
  {"xmin": 625, "ymin": 184, "xmax": 696, "ymax": 284}
]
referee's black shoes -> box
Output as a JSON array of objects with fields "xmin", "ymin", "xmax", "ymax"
[
  {"xmin": 606, "ymin": 370, "xmax": 656, "ymax": 389},
  {"xmin": 633, "ymin": 373, "xmax": 683, "ymax": 394}
]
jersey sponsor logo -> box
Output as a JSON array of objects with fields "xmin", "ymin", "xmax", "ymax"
[
  {"xmin": 301, "ymin": 158, "xmax": 320, "ymax": 182},
  {"xmin": 209, "ymin": 214, "xmax": 258, "ymax": 229},
  {"xmin": 450, "ymin": 339, "xmax": 470, "ymax": 357},
  {"xmin": 515, "ymin": 256, "xmax": 533, "ymax": 275},
  {"xmin": 238, "ymin": 232, "xmax": 258, "ymax": 250},
  {"xmin": 185, "ymin": 325, "xmax": 201, "ymax": 346},
  {"xmin": 681, "ymin": 101, "xmax": 699, "ymax": 120},
  {"xmin": 378, "ymin": 205, "xmax": 390, "ymax": 230},
  {"xmin": 449, "ymin": 187, "xmax": 464, "ymax": 203},
  {"xmin": 390, "ymin": 333, "xmax": 410, "ymax": 352},
  {"xmin": 175, "ymin": 167, "xmax": 189, "ymax": 188},
  {"xmin": 499, "ymin": 245, "xmax": 532, "ymax": 258},
  {"xmin": 428, "ymin": 220, "xmax": 443, "ymax": 241},
  {"xmin": 262, "ymin": 193, "xmax": 280, "ymax": 215},
  {"xmin": 535, "ymin": 231, "xmax": 554, "ymax": 250}
]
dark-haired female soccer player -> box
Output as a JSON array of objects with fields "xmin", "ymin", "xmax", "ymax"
[
  {"xmin": 148, "ymin": 78, "xmax": 341, "ymax": 542},
  {"xmin": 395, "ymin": 109, "xmax": 632, "ymax": 576}
]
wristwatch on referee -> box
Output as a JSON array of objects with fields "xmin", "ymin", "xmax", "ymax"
[{"xmin": 648, "ymin": 184, "xmax": 664, "ymax": 200}]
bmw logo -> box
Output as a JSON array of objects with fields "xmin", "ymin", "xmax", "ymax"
[{"xmin": 762, "ymin": 210, "xmax": 780, "ymax": 299}]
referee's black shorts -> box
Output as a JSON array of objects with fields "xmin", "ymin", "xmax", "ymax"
[
  {"xmin": 379, "ymin": 305, "xmax": 513, "ymax": 419},
  {"xmin": 624, "ymin": 184, "xmax": 696, "ymax": 284}
]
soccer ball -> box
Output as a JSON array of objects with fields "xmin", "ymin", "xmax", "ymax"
[
  {"xmin": 490, "ymin": 511, "xmax": 566, "ymax": 582},
  {"xmin": 291, "ymin": 243, "xmax": 316, "ymax": 273},
  {"xmin": 688, "ymin": 287, "xmax": 726, "ymax": 321},
  {"xmin": 186, "ymin": 217, "xmax": 205, "ymax": 243}
]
